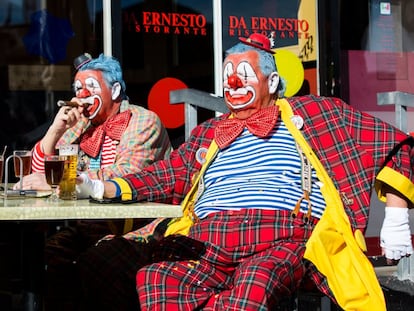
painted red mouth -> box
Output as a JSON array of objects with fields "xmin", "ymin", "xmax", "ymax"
[
  {"xmin": 224, "ymin": 91, "xmax": 253, "ymax": 106},
  {"xmin": 82, "ymin": 97, "xmax": 100, "ymax": 118}
]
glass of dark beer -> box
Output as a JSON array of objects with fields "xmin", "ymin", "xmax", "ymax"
[
  {"xmin": 13, "ymin": 150, "xmax": 32, "ymax": 178},
  {"xmin": 44, "ymin": 155, "xmax": 66, "ymax": 203}
]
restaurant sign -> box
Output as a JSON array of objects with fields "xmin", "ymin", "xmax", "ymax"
[
  {"xmin": 227, "ymin": 16, "xmax": 310, "ymax": 40},
  {"xmin": 123, "ymin": 11, "xmax": 208, "ymax": 35}
]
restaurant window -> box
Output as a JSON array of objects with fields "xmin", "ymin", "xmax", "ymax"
[
  {"xmin": 221, "ymin": 0, "xmax": 319, "ymax": 98},
  {"xmin": 0, "ymin": 0, "xmax": 320, "ymax": 154},
  {"xmin": 0, "ymin": 0, "xmax": 215, "ymax": 151},
  {"xmin": 340, "ymin": 0, "xmax": 414, "ymax": 133},
  {"xmin": 0, "ymin": 0, "xmax": 100, "ymax": 153},
  {"xmin": 118, "ymin": 0, "xmax": 215, "ymax": 147}
]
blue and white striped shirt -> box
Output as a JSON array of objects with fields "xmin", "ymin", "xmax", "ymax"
[{"xmin": 194, "ymin": 121, "xmax": 326, "ymax": 219}]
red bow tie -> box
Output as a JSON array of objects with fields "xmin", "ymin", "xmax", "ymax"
[
  {"xmin": 80, "ymin": 110, "xmax": 131, "ymax": 158},
  {"xmin": 214, "ymin": 105, "xmax": 279, "ymax": 149}
]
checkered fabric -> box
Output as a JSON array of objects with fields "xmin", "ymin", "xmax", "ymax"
[
  {"xmin": 32, "ymin": 100, "xmax": 172, "ymax": 180},
  {"xmin": 137, "ymin": 209, "xmax": 320, "ymax": 310},
  {"xmin": 119, "ymin": 94, "xmax": 413, "ymax": 308},
  {"xmin": 80, "ymin": 110, "xmax": 131, "ymax": 158},
  {"xmin": 124, "ymin": 95, "xmax": 413, "ymax": 231},
  {"xmin": 214, "ymin": 105, "xmax": 279, "ymax": 148}
]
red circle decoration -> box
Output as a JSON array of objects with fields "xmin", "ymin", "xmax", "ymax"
[{"xmin": 147, "ymin": 77, "xmax": 187, "ymax": 129}]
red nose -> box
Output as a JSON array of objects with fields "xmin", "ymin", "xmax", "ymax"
[
  {"xmin": 228, "ymin": 74, "xmax": 243, "ymax": 89},
  {"xmin": 78, "ymin": 88, "xmax": 91, "ymax": 98}
]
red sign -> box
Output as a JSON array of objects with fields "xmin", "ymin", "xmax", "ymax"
[{"xmin": 123, "ymin": 11, "xmax": 208, "ymax": 35}]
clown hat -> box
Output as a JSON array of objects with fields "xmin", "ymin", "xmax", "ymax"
[{"xmin": 239, "ymin": 33, "xmax": 275, "ymax": 54}]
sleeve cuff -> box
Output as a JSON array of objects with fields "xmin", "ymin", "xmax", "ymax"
[
  {"xmin": 375, "ymin": 166, "xmax": 414, "ymax": 205},
  {"xmin": 111, "ymin": 177, "xmax": 133, "ymax": 201}
]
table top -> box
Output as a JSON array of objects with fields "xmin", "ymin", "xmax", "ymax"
[{"xmin": 0, "ymin": 196, "xmax": 182, "ymax": 220}]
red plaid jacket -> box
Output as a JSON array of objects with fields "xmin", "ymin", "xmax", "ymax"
[{"xmin": 123, "ymin": 94, "xmax": 413, "ymax": 233}]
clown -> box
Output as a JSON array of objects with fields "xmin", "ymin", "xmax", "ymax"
[
  {"xmin": 18, "ymin": 53, "xmax": 171, "ymax": 182},
  {"xmin": 15, "ymin": 53, "xmax": 172, "ymax": 310},
  {"xmin": 78, "ymin": 34, "xmax": 414, "ymax": 310}
]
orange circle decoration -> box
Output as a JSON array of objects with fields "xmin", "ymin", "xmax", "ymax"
[
  {"xmin": 274, "ymin": 49, "xmax": 304, "ymax": 97},
  {"xmin": 147, "ymin": 77, "xmax": 187, "ymax": 129}
]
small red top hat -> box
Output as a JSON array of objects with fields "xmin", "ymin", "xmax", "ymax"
[{"xmin": 239, "ymin": 33, "xmax": 274, "ymax": 54}]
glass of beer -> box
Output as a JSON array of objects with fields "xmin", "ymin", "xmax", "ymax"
[
  {"xmin": 13, "ymin": 150, "xmax": 32, "ymax": 178},
  {"xmin": 58, "ymin": 144, "xmax": 79, "ymax": 200},
  {"xmin": 45, "ymin": 155, "xmax": 66, "ymax": 203}
]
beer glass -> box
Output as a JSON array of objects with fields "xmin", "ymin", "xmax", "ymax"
[
  {"xmin": 13, "ymin": 150, "xmax": 32, "ymax": 178},
  {"xmin": 58, "ymin": 144, "xmax": 79, "ymax": 200},
  {"xmin": 45, "ymin": 155, "xmax": 66, "ymax": 203}
]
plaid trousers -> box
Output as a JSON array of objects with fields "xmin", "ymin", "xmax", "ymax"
[{"xmin": 137, "ymin": 209, "xmax": 322, "ymax": 311}]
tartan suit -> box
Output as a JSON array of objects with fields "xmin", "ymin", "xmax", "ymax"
[
  {"xmin": 132, "ymin": 95, "xmax": 413, "ymax": 310},
  {"xmin": 126, "ymin": 95, "xmax": 413, "ymax": 214},
  {"xmin": 83, "ymin": 95, "xmax": 414, "ymax": 310}
]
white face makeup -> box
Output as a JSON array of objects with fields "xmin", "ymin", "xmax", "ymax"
[
  {"xmin": 223, "ymin": 61, "xmax": 259, "ymax": 110},
  {"xmin": 74, "ymin": 76, "xmax": 103, "ymax": 120},
  {"xmin": 222, "ymin": 50, "xmax": 279, "ymax": 119}
]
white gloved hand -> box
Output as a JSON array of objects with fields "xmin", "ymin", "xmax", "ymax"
[
  {"xmin": 76, "ymin": 173, "xmax": 104, "ymax": 200},
  {"xmin": 380, "ymin": 206, "xmax": 413, "ymax": 260}
]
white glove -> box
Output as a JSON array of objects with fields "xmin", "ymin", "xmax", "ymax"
[
  {"xmin": 380, "ymin": 206, "xmax": 413, "ymax": 260},
  {"xmin": 76, "ymin": 173, "xmax": 104, "ymax": 200}
]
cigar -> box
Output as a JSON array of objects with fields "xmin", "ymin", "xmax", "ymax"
[{"xmin": 57, "ymin": 100, "xmax": 90, "ymax": 107}]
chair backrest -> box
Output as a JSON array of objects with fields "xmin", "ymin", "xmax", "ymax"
[
  {"xmin": 377, "ymin": 91, "xmax": 414, "ymax": 133},
  {"xmin": 170, "ymin": 88, "xmax": 228, "ymax": 140}
]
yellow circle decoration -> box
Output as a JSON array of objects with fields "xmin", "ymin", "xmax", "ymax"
[{"xmin": 274, "ymin": 49, "xmax": 304, "ymax": 97}]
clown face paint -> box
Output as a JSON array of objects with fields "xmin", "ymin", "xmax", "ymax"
[
  {"xmin": 223, "ymin": 50, "xmax": 276, "ymax": 119},
  {"xmin": 74, "ymin": 70, "xmax": 115, "ymax": 125}
]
